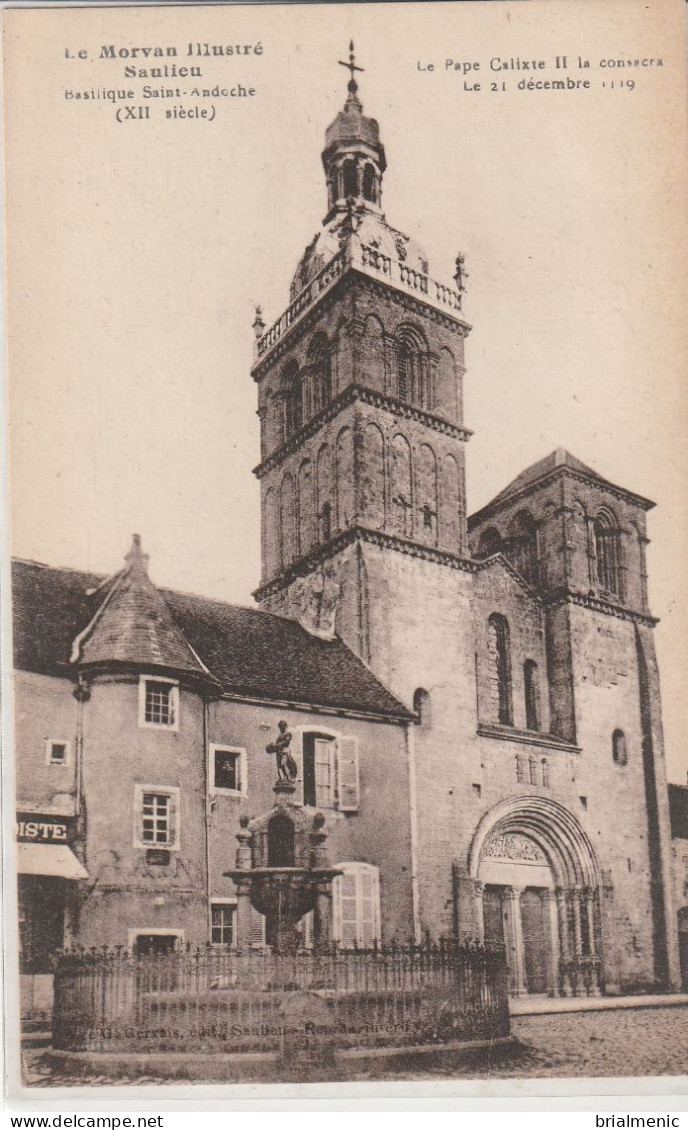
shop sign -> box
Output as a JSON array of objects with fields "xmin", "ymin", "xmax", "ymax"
[{"xmin": 16, "ymin": 813, "xmax": 75, "ymax": 842}]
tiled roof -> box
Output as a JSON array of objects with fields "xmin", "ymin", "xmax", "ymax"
[
  {"xmin": 11, "ymin": 551, "xmax": 410, "ymax": 721},
  {"xmin": 73, "ymin": 536, "xmax": 208, "ymax": 678},
  {"xmin": 469, "ymin": 448, "xmax": 654, "ymax": 525},
  {"xmin": 159, "ymin": 587, "xmax": 409, "ymax": 718}
]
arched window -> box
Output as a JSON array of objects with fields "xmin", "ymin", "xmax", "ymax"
[
  {"xmin": 612, "ymin": 729, "xmax": 628, "ymax": 766},
  {"xmin": 343, "ymin": 158, "xmax": 357, "ymax": 199},
  {"xmin": 397, "ymin": 340, "xmax": 413, "ymax": 401},
  {"xmin": 505, "ymin": 511, "xmax": 539, "ymax": 588},
  {"xmin": 267, "ymin": 812, "xmax": 295, "ymax": 867},
  {"xmin": 524, "ymin": 659, "xmax": 540, "ymax": 731},
  {"xmin": 395, "ymin": 327, "xmax": 428, "ymax": 408},
  {"xmin": 327, "ymin": 173, "xmax": 337, "ymax": 210},
  {"xmin": 320, "ymin": 500, "xmax": 332, "ymax": 542},
  {"xmin": 332, "ymin": 863, "xmax": 381, "ymax": 949},
  {"xmin": 477, "ymin": 527, "xmax": 501, "ymax": 559},
  {"xmin": 595, "ymin": 510, "xmax": 622, "ymax": 597},
  {"xmin": 309, "ymin": 335, "xmax": 332, "ymax": 415},
  {"xmin": 413, "ymin": 687, "xmax": 431, "ymax": 728},
  {"xmin": 488, "ymin": 613, "xmax": 512, "ymax": 726},
  {"xmin": 283, "ymin": 360, "xmax": 302, "ymax": 438},
  {"xmin": 362, "ymin": 163, "xmax": 376, "ymax": 203}
]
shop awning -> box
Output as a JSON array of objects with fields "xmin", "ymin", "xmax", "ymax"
[{"xmin": 16, "ymin": 843, "xmax": 88, "ymax": 880}]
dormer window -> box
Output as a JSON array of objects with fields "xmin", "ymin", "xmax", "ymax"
[{"xmin": 139, "ymin": 676, "xmax": 179, "ymax": 731}]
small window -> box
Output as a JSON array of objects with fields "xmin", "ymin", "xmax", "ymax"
[
  {"xmin": 343, "ymin": 158, "xmax": 357, "ymax": 198},
  {"xmin": 211, "ymin": 902, "xmax": 236, "ymax": 946},
  {"xmin": 413, "ymin": 688, "xmax": 431, "ymax": 728},
  {"xmin": 612, "ymin": 729, "xmax": 628, "ymax": 766},
  {"xmin": 487, "ymin": 613, "xmax": 512, "ymax": 726},
  {"xmin": 362, "ymin": 163, "xmax": 376, "ymax": 203},
  {"xmin": 477, "ymin": 527, "xmax": 501, "ymax": 560},
  {"xmin": 134, "ymin": 784, "xmax": 180, "ymax": 851},
  {"xmin": 211, "ymin": 746, "xmax": 246, "ymax": 796},
  {"xmin": 139, "ymin": 677, "xmax": 179, "ymax": 730},
  {"xmin": 46, "ymin": 740, "xmax": 70, "ymax": 766},
  {"xmin": 524, "ymin": 660, "xmax": 540, "ymax": 732},
  {"xmin": 333, "ymin": 862, "xmax": 381, "ymax": 949}
]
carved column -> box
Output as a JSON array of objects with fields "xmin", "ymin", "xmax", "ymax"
[
  {"xmin": 314, "ymin": 882, "xmax": 334, "ymax": 951},
  {"xmin": 584, "ymin": 888, "xmax": 596, "ymax": 956},
  {"xmin": 555, "ymin": 886, "xmax": 569, "ymax": 993},
  {"xmin": 544, "ymin": 889, "xmax": 560, "ymax": 997},
  {"xmin": 235, "ymin": 876, "xmax": 253, "ymax": 953},
  {"xmin": 233, "ymin": 818, "xmax": 254, "ymax": 952},
  {"xmin": 473, "ymin": 880, "xmax": 485, "ymax": 943},
  {"xmin": 571, "ymin": 887, "xmax": 583, "ymax": 956}
]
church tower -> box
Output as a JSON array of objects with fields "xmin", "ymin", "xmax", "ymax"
[{"xmin": 253, "ymin": 46, "xmax": 473, "ymax": 701}]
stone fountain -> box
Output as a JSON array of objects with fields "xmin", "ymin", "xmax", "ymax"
[{"xmin": 225, "ymin": 723, "xmax": 341, "ymax": 953}]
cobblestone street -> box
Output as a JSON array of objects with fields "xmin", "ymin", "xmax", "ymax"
[{"xmin": 22, "ymin": 1005, "xmax": 688, "ymax": 1087}]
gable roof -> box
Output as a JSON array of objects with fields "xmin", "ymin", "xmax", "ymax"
[
  {"xmin": 469, "ymin": 448, "xmax": 655, "ymax": 527},
  {"xmin": 11, "ymin": 552, "xmax": 410, "ymax": 721}
]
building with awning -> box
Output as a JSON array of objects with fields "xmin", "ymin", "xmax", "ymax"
[{"xmin": 16, "ymin": 843, "xmax": 88, "ymax": 882}]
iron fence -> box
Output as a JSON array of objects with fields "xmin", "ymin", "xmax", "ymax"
[{"xmin": 53, "ymin": 940, "xmax": 509, "ymax": 1056}]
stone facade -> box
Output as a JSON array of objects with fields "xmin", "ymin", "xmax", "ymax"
[{"xmin": 252, "ymin": 69, "xmax": 680, "ymax": 994}]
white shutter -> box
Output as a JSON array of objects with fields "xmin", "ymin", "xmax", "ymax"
[
  {"xmin": 291, "ymin": 730, "xmax": 304, "ymax": 806},
  {"xmin": 338, "ymin": 871, "xmax": 359, "ymax": 948},
  {"xmin": 249, "ymin": 906, "xmax": 266, "ymax": 947},
  {"xmin": 336, "ymin": 736, "xmax": 360, "ymax": 811}
]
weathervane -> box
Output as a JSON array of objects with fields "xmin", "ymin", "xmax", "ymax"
[{"xmin": 339, "ymin": 40, "xmax": 364, "ymax": 94}]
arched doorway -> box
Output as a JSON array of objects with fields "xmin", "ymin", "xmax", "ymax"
[{"xmin": 469, "ymin": 797, "xmax": 603, "ymax": 997}]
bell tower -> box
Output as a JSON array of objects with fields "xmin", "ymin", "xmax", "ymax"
[{"xmin": 252, "ymin": 48, "xmax": 473, "ymax": 694}]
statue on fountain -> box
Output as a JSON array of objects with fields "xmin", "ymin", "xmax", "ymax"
[{"xmin": 266, "ymin": 720, "xmax": 298, "ymax": 783}]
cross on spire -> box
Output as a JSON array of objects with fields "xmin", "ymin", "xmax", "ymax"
[{"xmin": 339, "ymin": 40, "xmax": 364, "ymax": 94}]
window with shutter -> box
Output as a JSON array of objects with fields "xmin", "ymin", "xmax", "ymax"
[
  {"xmin": 314, "ymin": 738, "xmax": 334, "ymax": 807},
  {"xmin": 301, "ymin": 731, "xmax": 336, "ymax": 807},
  {"xmin": 332, "ymin": 863, "xmax": 380, "ymax": 948},
  {"xmin": 336, "ymin": 736, "xmax": 360, "ymax": 811}
]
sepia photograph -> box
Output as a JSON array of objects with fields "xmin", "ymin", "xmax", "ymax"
[{"xmin": 2, "ymin": 0, "xmax": 688, "ymax": 1102}]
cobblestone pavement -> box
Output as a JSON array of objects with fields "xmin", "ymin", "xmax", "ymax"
[{"xmin": 22, "ymin": 1006, "xmax": 688, "ymax": 1086}]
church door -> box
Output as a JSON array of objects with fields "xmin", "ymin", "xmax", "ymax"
[
  {"xmin": 482, "ymin": 885, "xmax": 506, "ymax": 950},
  {"xmin": 520, "ymin": 888, "xmax": 551, "ymax": 995}
]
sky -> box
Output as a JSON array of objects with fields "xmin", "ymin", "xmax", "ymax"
[{"xmin": 5, "ymin": 0, "xmax": 688, "ymax": 782}]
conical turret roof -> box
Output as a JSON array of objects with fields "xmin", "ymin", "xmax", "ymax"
[{"xmin": 71, "ymin": 535, "xmax": 211, "ymax": 678}]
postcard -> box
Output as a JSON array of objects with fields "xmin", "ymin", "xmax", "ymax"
[{"xmin": 3, "ymin": 0, "xmax": 688, "ymax": 1104}]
